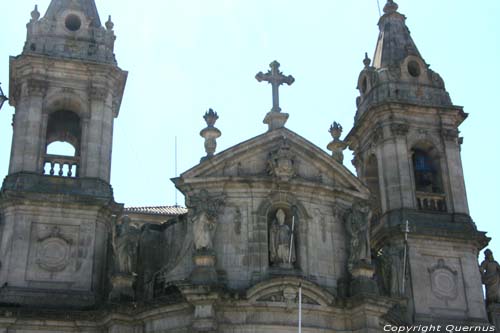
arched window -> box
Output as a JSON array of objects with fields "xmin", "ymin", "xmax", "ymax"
[
  {"xmin": 412, "ymin": 148, "xmax": 441, "ymax": 193},
  {"xmin": 46, "ymin": 141, "xmax": 76, "ymax": 156},
  {"xmin": 411, "ymin": 145, "xmax": 446, "ymax": 212},
  {"xmin": 43, "ymin": 110, "xmax": 81, "ymax": 177}
]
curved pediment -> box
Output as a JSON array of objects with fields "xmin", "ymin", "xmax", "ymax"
[
  {"xmin": 177, "ymin": 128, "xmax": 369, "ymax": 198},
  {"xmin": 246, "ymin": 276, "xmax": 335, "ymax": 307}
]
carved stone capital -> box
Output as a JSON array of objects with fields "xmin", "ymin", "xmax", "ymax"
[
  {"xmin": 61, "ymin": 87, "xmax": 75, "ymax": 94},
  {"xmin": 351, "ymin": 153, "xmax": 363, "ymax": 169},
  {"xmin": 89, "ymin": 86, "xmax": 108, "ymax": 101},
  {"xmin": 390, "ymin": 123, "xmax": 409, "ymax": 137},
  {"xmin": 441, "ymin": 128, "xmax": 459, "ymax": 142},
  {"xmin": 27, "ymin": 79, "xmax": 48, "ymax": 97},
  {"xmin": 372, "ymin": 126, "xmax": 384, "ymax": 143}
]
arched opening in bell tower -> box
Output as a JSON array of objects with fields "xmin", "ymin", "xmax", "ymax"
[
  {"xmin": 411, "ymin": 144, "xmax": 446, "ymax": 211},
  {"xmin": 43, "ymin": 110, "xmax": 81, "ymax": 177}
]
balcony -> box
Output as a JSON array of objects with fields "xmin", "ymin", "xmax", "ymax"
[
  {"xmin": 43, "ymin": 154, "xmax": 79, "ymax": 178},
  {"xmin": 416, "ymin": 192, "xmax": 447, "ymax": 212}
]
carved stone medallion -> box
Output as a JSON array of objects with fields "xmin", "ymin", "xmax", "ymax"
[
  {"xmin": 36, "ymin": 226, "xmax": 73, "ymax": 272},
  {"xmin": 428, "ymin": 259, "xmax": 458, "ymax": 304}
]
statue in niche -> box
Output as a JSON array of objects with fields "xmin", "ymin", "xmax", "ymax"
[
  {"xmin": 379, "ymin": 245, "xmax": 405, "ymax": 297},
  {"xmin": 269, "ymin": 209, "xmax": 296, "ymax": 268},
  {"xmin": 114, "ymin": 215, "xmax": 140, "ymax": 275},
  {"xmin": 193, "ymin": 211, "xmax": 216, "ymax": 251},
  {"xmin": 480, "ymin": 249, "xmax": 500, "ymax": 304},
  {"xmin": 344, "ymin": 201, "xmax": 372, "ymax": 271}
]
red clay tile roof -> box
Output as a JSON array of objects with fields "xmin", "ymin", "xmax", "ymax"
[{"xmin": 124, "ymin": 205, "xmax": 188, "ymax": 216}]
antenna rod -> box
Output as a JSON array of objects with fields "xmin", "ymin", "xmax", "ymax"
[
  {"xmin": 298, "ymin": 283, "xmax": 302, "ymax": 333},
  {"xmin": 377, "ymin": 0, "xmax": 382, "ymax": 16},
  {"xmin": 402, "ymin": 220, "xmax": 410, "ymax": 294},
  {"xmin": 175, "ymin": 136, "xmax": 178, "ymax": 206},
  {"xmin": 289, "ymin": 215, "xmax": 295, "ymax": 264}
]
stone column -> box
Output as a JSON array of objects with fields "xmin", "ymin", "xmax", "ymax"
[
  {"xmin": 9, "ymin": 80, "xmax": 47, "ymax": 174},
  {"xmin": 83, "ymin": 86, "xmax": 112, "ymax": 182},
  {"xmin": 441, "ymin": 130, "xmax": 469, "ymax": 215}
]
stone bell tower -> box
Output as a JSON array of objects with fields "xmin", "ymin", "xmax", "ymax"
[
  {"xmin": 345, "ymin": 0, "xmax": 489, "ymax": 325},
  {"xmin": 0, "ymin": 0, "xmax": 127, "ymax": 308}
]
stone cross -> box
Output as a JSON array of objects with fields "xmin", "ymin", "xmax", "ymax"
[{"xmin": 256, "ymin": 61, "xmax": 295, "ymax": 113}]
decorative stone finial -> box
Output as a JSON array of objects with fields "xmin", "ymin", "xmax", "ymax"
[
  {"xmin": 330, "ymin": 122, "xmax": 343, "ymax": 140},
  {"xmin": 203, "ymin": 108, "xmax": 219, "ymax": 127},
  {"xmin": 363, "ymin": 52, "xmax": 371, "ymax": 68},
  {"xmin": 31, "ymin": 5, "xmax": 40, "ymax": 22},
  {"xmin": 256, "ymin": 60, "xmax": 294, "ymax": 131},
  {"xmin": 327, "ymin": 122, "xmax": 347, "ymax": 163},
  {"xmin": 200, "ymin": 109, "xmax": 222, "ymax": 161},
  {"xmin": 105, "ymin": 15, "xmax": 114, "ymax": 30},
  {"xmin": 383, "ymin": 0, "xmax": 399, "ymax": 14}
]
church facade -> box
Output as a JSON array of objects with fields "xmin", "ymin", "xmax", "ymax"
[{"xmin": 0, "ymin": 0, "xmax": 497, "ymax": 332}]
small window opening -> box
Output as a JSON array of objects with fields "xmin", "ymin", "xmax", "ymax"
[
  {"xmin": 407, "ymin": 60, "xmax": 421, "ymax": 77},
  {"xmin": 65, "ymin": 14, "xmax": 82, "ymax": 31}
]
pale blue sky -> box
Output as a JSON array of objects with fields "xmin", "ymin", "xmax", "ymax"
[{"xmin": 0, "ymin": 1, "xmax": 499, "ymax": 255}]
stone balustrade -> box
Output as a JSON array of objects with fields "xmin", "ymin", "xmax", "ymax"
[
  {"xmin": 43, "ymin": 154, "xmax": 79, "ymax": 177},
  {"xmin": 416, "ymin": 191, "xmax": 446, "ymax": 212}
]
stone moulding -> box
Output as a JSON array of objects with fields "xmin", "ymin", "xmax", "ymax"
[{"xmin": 246, "ymin": 276, "xmax": 335, "ymax": 307}]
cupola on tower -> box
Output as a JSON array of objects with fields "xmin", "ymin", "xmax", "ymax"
[
  {"xmin": 0, "ymin": 0, "xmax": 127, "ymax": 308},
  {"xmin": 346, "ymin": 0, "xmax": 489, "ymax": 325}
]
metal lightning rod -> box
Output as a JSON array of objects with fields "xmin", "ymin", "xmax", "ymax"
[
  {"xmin": 174, "ymin": 136, "xmax": 178, "ymax": 206},
  {"xmin": 402, "ymin": 220, "xmax": 410, "ymax": 294},
  {"xmin": 289, "ymin": 215, "xmax": 295, "ymax": 264}
]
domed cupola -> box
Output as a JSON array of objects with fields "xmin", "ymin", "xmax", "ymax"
[{"xmin": 355, "ymin": 0, "xmax": 452, "ymax": 122}]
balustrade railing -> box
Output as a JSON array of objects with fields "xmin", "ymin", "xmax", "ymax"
[
  {"xmin": 416, "ymin": 192, "xmax": 446, "ymax": 212},
  {"xmin": 43, "ymin": 154, "xmax": 79, "ymax": 178}
]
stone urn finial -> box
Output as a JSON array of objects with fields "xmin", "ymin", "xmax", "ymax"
[
  {"xmin": 329, "ymin": 122, "xmax": 343, "ymax": 141},
  {"xmin": 31, "ymin": 5, "xmax": 40, "ymax": 22},
  {"xmin": 327, "ymin": 122, "xmax": 347, "ymax": 164},
  {"xmin": 105, "ymin": 15, "xmax": 114, "ymax": 31},
  {"xmin": 363, "ymin": 52, "xmax": 371, "ymax": 68},
  {"xmin": 203, "ymin": 108, "xmax": 219, "ymax": 127},
  {"xmin": 200, "ymin": 109, "xmax": 221, "ymax": 161}
]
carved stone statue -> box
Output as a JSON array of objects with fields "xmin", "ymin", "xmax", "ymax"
[
  {"xmin": 345, "ymin": 201, "xmax": 372, "ymax": 271},
  {"xmin": 193, "ymin": 211, "xmax": 216, "ymax": 251},
  {"xmin": 480, "ymin": 249, "xmax": 500, "ymax": 304},
  {"xmin": 269, "ymin": 209, "xmax": 296, "ymax": 267},
  {"xmin": 114, "ymin": 215, "xmax": 140, "ymax": 275},
  {"xmin": 379, "ymin": 245, "xmax": 405, "ymax": 297}
]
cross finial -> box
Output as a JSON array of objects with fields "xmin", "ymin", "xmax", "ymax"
[{"xmin": 256, "ymin": 60, "xmax": 295, "ymax": 113}]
